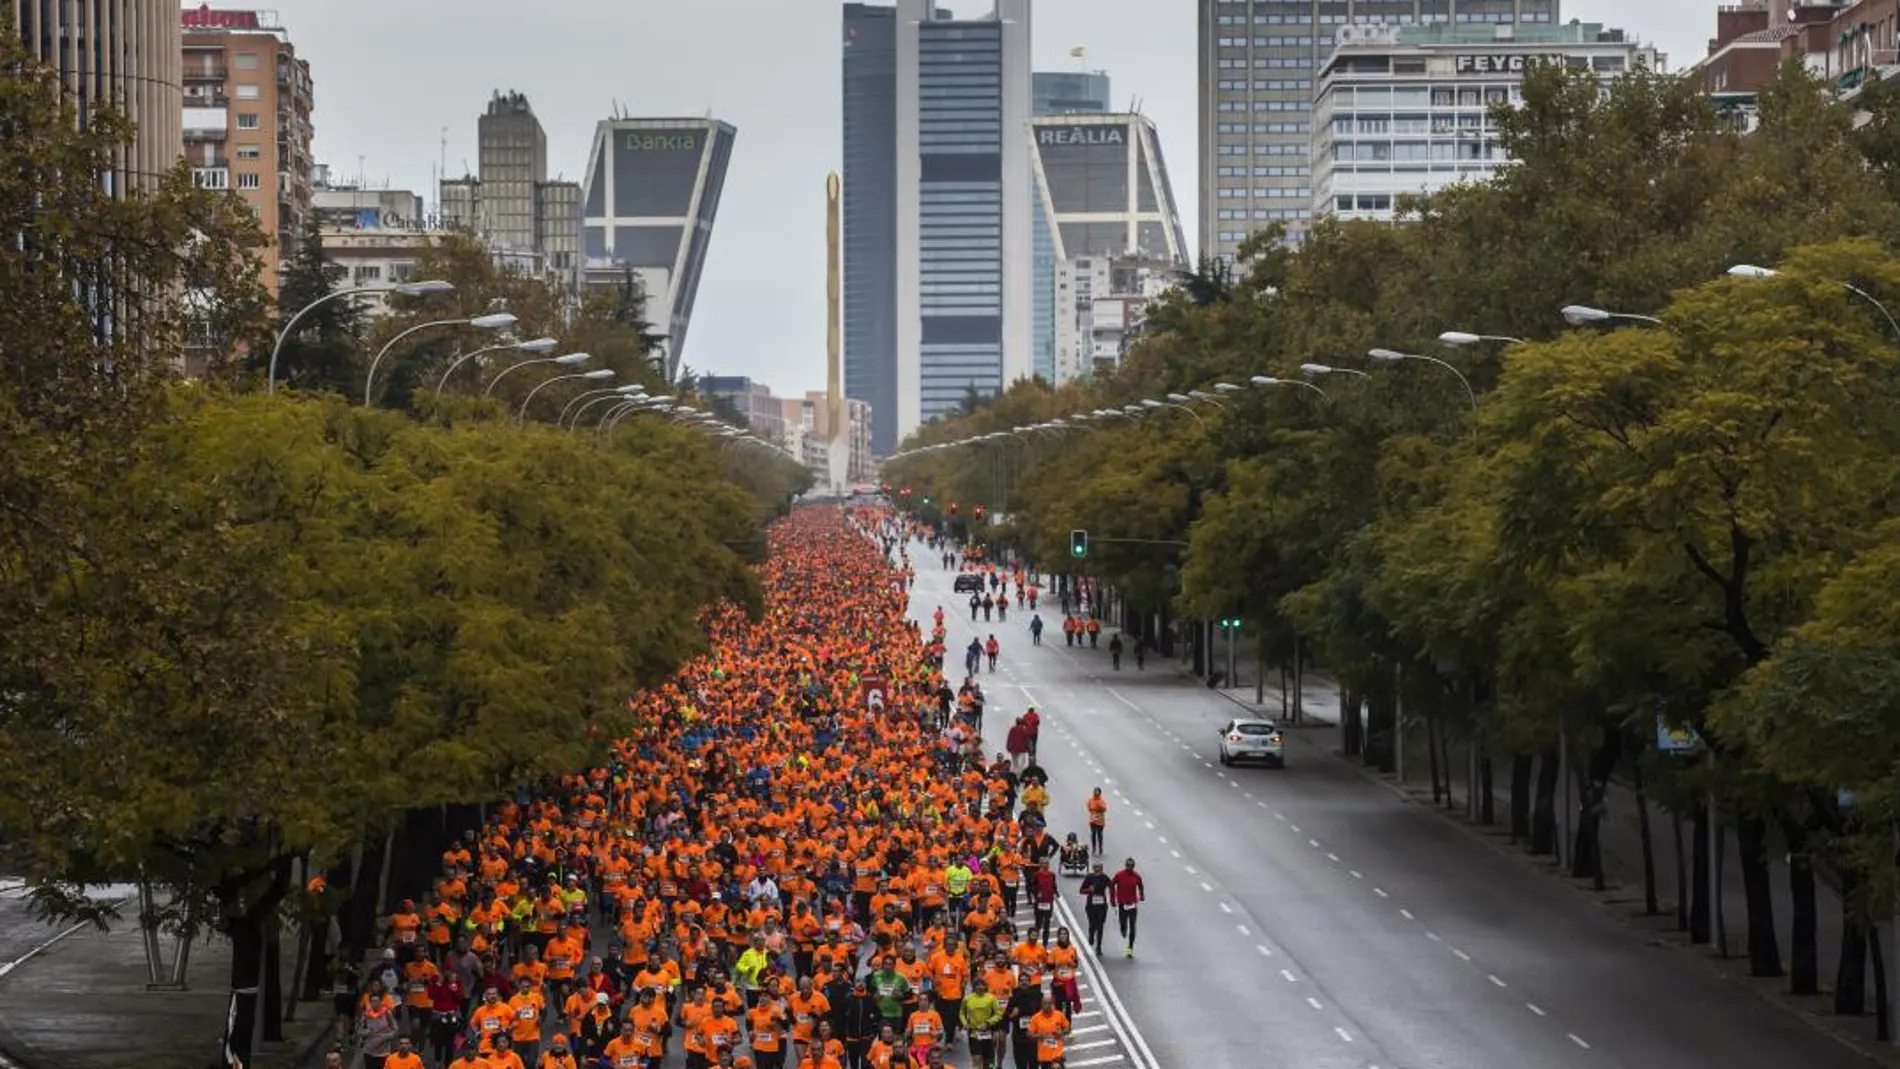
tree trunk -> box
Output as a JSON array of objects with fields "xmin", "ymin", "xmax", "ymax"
[
  {"xmin": 1510, "ymin": 754, "xmax": 1533, "ymax": 843},
  {"xmin": 1691, "ymin": 803, "xmax": 1712, "ymax": 944},
  {"xmin": 1341, "ymin": 688, "xmax": 1364, "ymax": 758},
  {"xmin": 1478, "ymin": 756, "xmax": 1495, "ymax": 825},
  {"xmin": 1784, "ymin": 816, "xmax": 1819, "ymax": 996},
  {"xmin": 1736, "ymin": 816, "xmax": 1783, "ymax": 978},
  {"xmin": 1439, "ymin": 726, "xmax": 1455, "ymax": 811},
  {"xmin": 262, "ymin": 919, "xmax": 284, "ymax": 1041},
  {"xmin": 1529, "ymin": 749, "xmax": 1559, "ymax": 856},
  {"xmin": 1874, "ymin": 925, "xmax": 1891, "ymax": 1042},
  {"xmin": 1426, "ymin": 710, "xmax": 1443, "ymax": 806},
  {"xmin": 222, "ymin": 915, "xmax": 263, "ymax": 1069},
  {"xmin": 1836, "ymin": 867, "xmax": 1868, "ymax": 1016},
  {"xmin": 346, "ymin": 833, "xmax": 386, "ymax": 963},
  {"xmin": 1633, "ymin": 763, "xmax": 1660, "ymax": 916}
]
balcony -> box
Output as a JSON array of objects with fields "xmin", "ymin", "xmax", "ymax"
[
  {"xmin": 183, "ymin": 66, "xmax": 227, "ymax": 83},
  {"xmin": 191, "ymin": 168, "xmax": 229, "ymax": 191},
  {"xmin": 183, "ymin": 126, "xmax": 226, "ymax": 142}
]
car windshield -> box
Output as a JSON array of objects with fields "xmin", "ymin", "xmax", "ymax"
[{"xmin": 1235, "ymin": 724, "xmax": 1278, "ymax": 736}]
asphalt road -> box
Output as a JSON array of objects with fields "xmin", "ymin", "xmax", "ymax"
[{"xmin": 907, "ymin": 547, "xmax": 1878, "ymax": 1069}]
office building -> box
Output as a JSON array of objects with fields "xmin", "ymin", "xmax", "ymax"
[
  {"xmin": 783, "ymin": 393, "xmax": 876, "ymax": 484},
  {"xmin": 843, "ymin": 2, "xmax": 902, "ymax": 456},
  {"xmin": 438, "ymin": 93, "xmax": 582, "ymax": 288},
  {"xmin": 580, "ymin": 117, "xmax": 736, "ymax": 381},
  {"xmin": 1030, "ymin": 113, "xmax": 1187, "ymax": 265},
  {"xmin": 180, "ymin": 6, "xmax": 313, "ymax": 292},
  {"xmin": 310, "ymin": 168, "xmax": 445, "ymax": 318},
  {"xmin": 10, "ymin": 0, "xmax": 182, "ymax": 191},
  {"xmin": 1053, "ymin": 254, "xmax": 1177, "ymax": 382},
  {"xmin": 896, "ymin": 0, "xmax": 1034, "ymax": 442},
  {"xmin": 478, "ymin": 91, "xmax": 545, "ymax": 257},
  {"xmin": 696, "ymin": 375, "xmax": 787, "ymax": 443},
  {"xmin": 1312, "ymin": 22, "xmax": 1661, "ymax": 224},
  {"xmin": 1198, "ymin": 0, "xmax": 1560, "ymax": 261},
  {"xmin": 1030, "ymin": 70, "xmax": 1111, "ymax": 381}
]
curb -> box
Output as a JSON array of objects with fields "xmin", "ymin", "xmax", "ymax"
[
  {"xmin": 1293, "ymin": 731, "xmax": 1900, "ymax": 1067},
  {"xmin": 291, "ymin": 1014, "xmax": 341, "ymax": 1069}
]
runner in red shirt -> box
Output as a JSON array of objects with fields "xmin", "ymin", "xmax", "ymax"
[{"xmin": 1109, "ymin": 859, "xmax": 1146, "ymax": 958}]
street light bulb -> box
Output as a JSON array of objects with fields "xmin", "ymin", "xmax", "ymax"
[
  {"xmin": 396, "ymin": 280, "xmax": 455, "ymax": 295},
  {"xmin": 1249, "ymin": 375, "xmax": 1279, "ymax": 386},
  {"xmin": 552, "ymin": 352, "xmax": 592, "ymax": 365},
  {"xmin": 516, "ymin": 337, "xmax": 559, "ymax": 353},
  {"xmin": 1367, "ymin": 349, "xmax": 1405, "ymax": 362},
  {"xmin": 1299, "ymin": 363, "xmax": 1333, "ymax": 375},
  {"xmin": 1141, "ymin": 399, "xmax": 1163, "ymax": 408},
  {"xmin": 1728, "ymin": 264, "xmax": 1777, "ymax": 279},
  {"xmin": 470, "ymin": 312, "xmax": 519, "ymax": 330},
  {"xmin": 1561, "ymin": 305, "xmax": 1611, "ymax": 325},
  {"xmin": 1166, "ymin": 393, "xmax": 1191, "ymax": 403},
  {"xmin": 581, "ymin": 369, "xmax": 616, "ymax": 380},
  {"xmin": 1214, "ymin": 382, "xmax": 1242, "ymax": 392},
  {"xmin": 648, "ymin": 396, "xmax": 676, "ymax": 404},
  {"xmin": 1438, "ymin": 331, "xmax": 1481, "ymax": 345},
  {"xmin": 616, "ymin": 384, "xmax": 646, "ymax": 393}
]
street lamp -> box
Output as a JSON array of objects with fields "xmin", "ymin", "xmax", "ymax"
[
  {"xmin": 1367, "ymin": 349, "xmax": 1477, "ymax": 409},
  {"xmin": 1560, "ymin": 304, "xmax": 1665, "ymax": 328},
  {"xmin": 1187, "ymin": 389, "xmax": 1226, "ymax": 408},
  {"xmin": 433, "ymin": 337, "xmax": 558, "ymax": 399},
  {"xmin": 1248, "ymin": 374, "xmax": 1329, "ymax": 399},
  {"xmin": 560, "ymin": 384, "xmax": 645, "ymax": 428},
  {"xmin": 1141, "ymin": 397, "xmax": 1205, "ymax": 426},
  {"xmin": 600, "ymin": 395, "xmax": 677, "ymax": 434},
  {"xmin": 1213, "ymin": 382, "xmax": 1245, "ymax": 394},
  {"xmin": 483, "ymin": 351, "xmax": 592, "ymax": 396},
  {"xmin": 364, "ymin": 312, "xmax": 517, "ymax": 404},
  {"xmin": 519, "ymin": 369, "xmax": 614, "ymax": 425},
  {"xmin": 1299, "ymin": 362, "xmax": 1370, "ymax": 379},
  {"xmin": 1438, "ymin": 330, "xmax": 1524, "ymax": 346},
  {"xmin": 1729, "ymin": 263, "xmax": 1900, "ymax": 338},
  {"xmin": 267, "ymin": 279, "xmax": 454, "ymax": 393}
]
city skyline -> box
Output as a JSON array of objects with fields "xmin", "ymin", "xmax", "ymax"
[{"xmin": 195, "ymin": 0, "xmax": 1699, "ymax": 403}]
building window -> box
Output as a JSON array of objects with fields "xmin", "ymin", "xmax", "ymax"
[
  {"xmin": 236, "ymin": 84, "xmax": 260, "ymax": 100},
  {"xmin": 236, "ymin": 145, "xmax": 261, "ymax": 160},
  {"xmin": 234, "ymin": 53, "xmax": 259, "ymax": 70},
  {"xmin": 236, "ymin": 113, "xmax": 260, "ymax": 129},
  {"xmin": 237, "ymin": 172, "xmax": 261, "ymax": 190}
]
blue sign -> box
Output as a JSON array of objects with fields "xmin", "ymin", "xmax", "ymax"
[{"xmin": 1655, "ymin": 714, "xmax": 1703, "ymax": 753}]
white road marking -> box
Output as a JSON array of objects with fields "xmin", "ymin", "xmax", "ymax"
[
  {"xmin": 1290, "ymin": 825, "xmax": 1301, "ymax": 833},
  {"xmin": 1308, "ymin": 839, "xmax": 1320, "ymax": 848},
  {"xmin": 1158, "ymin": 836, "xmax": 1167, "ymax": 844},
  {"xmin": 1326, "ymin": 853, "xmax": 1340, "ymax": 862},
  {"xmin": 1452, "ymin": 948, "xmax": 1472, "ymax": 961},
  {"xmin": 1488, "ymin": 974, "xmax": 1507, "ymax": 987},
  {"xmin": 1219, "ymin": 902, "xmax": 1233, "ymax": 913},
  {"xmin": 1335, "ymin": 1027, "xmax": 1354, "ymax": 1043},
  {"xmin": 1280, "ymin": 969, "xmax": 1298, "ymax": 982},
  {"xmin": 1373, "ymin": 888, "xmax": 1388, "ymax": 898},
  {"xmin": 1256, "ymin": 945, "xmax": 1273, "ymax": 957},
  {"xmin": 1071, "ymin": 1039, "xmax": 1118, "ymax": 1051},
  {"xmin": 1200, "ymin": 881, "xmax": 1214, "ymax": 892},
  {"xmin": 1236, "ymin": 924, "xmax": 1250, "ymax": 935},
  {"xmin": 1072, "ymin": 1024, "xmax": 1111, "ymax": 1034},
  {"xmin": 1568, "ymin": 1034, "xmax": 1590, "ymax": 1049},
  {"xmin": 1425, "ymin": 932, "xmax": 1442, "ymax": 941},
  {"xmin": 1399, "ymin": 908, "xmax": 1414, "ymax": 920},
  {"xmin": 1526, "ymin": 1003, "xmax": 1546, "ymax": 1016},
  {"xmin": 1306, "ymin": 997, "xmax": 1323, "ymax": 1010},
  {"xmin": 1069, "ymin": 1056, "xmax": 1125, "ymax": 1067},
  {"xmin": 1184, "ymin": 864, "xmax": 1197, "ymax": 874},
  {"xmin": 1168, "ymin": 850, "xmax": 1180, "ymax": 858},
  {"xmin": 1349, "ymin": 870, "xmax": 1363, "ymax": 879},
  {"xmin": 1143, "ymin": 821, "xmax": 1155, "ymax": 830}
]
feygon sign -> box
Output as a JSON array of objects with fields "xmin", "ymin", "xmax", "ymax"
[
  {"xmin": 1037, "ymin": 126, "xmax": 1127, "ymax": 147},
  {"xmin": 1452, "ymin": 53, "xmax": 1558, "ymax": 75}
]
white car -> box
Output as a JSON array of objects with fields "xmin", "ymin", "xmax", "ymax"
[{"xmin": 1217, "ymin": 718, "xmax": 1285, "ymax": 767}]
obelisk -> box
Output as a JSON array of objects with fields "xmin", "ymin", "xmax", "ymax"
[{"xmin": 825, "ymin": 172, "xmax": 849, "ymax": 492}]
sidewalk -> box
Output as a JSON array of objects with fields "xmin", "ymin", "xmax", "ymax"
[{"xmin": 0, "ymin": 907, "xmax": 334, "ymax": 1069}]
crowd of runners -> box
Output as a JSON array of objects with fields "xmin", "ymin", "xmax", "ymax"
[{"xmin": 330, "ymin": 507, "xmax": 1145, "ymax": 1069}]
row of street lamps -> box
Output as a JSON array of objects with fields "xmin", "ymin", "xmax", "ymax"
[
  {"xmin": 264, "ymin": 280, "xmax": 794, "ymax": 461},
  {"xmin": 891, "ymin": 259, "xmax": 1900, "ymax": 466}
]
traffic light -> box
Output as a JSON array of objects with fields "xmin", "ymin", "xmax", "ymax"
[
  {"xmin": 974, "ymin": 504, "xmax": 987, "ymax": 523},
  {"xmin": 922, "ymin": 496, "xmax": 931, "ymax": 505},
  {"xmin": 949, "ymin": 502, "xmax": 959, "ymax": 517},
  {"xmin": 1219, "ymin": 617, "xmax": 1243, "ymax": 630},
  {"xmin": 1070, "ymin": 529, "xmax": 1088, "ymax": 558}
]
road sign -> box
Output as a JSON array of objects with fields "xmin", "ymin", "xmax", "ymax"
[{"xmin": 1654, "ymin": 714, "xmax": 1703, "ymax": 753}]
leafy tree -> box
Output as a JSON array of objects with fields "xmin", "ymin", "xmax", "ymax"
[{"xmin": 267, "ymin": 215, "xmax": 364, "ymax": 395}]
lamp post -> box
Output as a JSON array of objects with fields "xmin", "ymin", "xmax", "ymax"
[
  {"xmin": 432, "ymin": 337, "xmax": 558, "ymax": 400},
  {"xmin": 484, "ymin": 352, "xmax": 592, "ymax": 397},
  {"xmin": 1729, "ymin": 263, "xmax": 1900, "ymax": 338},
  {"xmin": 559, "ymin": 384, "xmax": 645, "ymax": 428},
  {"xmin": 364, "ymin": 312, "xmax": 517, "ymax": 405},
  {"xmin": 1248, "ymin": 374, "xmax": 1329, "ymax": 399},
  {"xmin": 601, "ymin": 395, "xmax": 677, "ymax": 435},
  {"xmin": 519, "ymin": 369, "xmax": 615, "ymax": 425},
  {"xmin": 1140, "ymin": 397, "xmax": 1206, "ymax": 427},
  {"xmin": 1299, "ymin": 362, "xmax": 1370, "ymax": 379},
  {"xmin": 1438, "ymin": 330, "xmax": 1524, "ymax": 346},
  {"xmin": 1560, "ymin": 304, "xmax": 1666, "ymax": 329},
  {"xmin": 1367, "ymin": 349, "xmax": 1477, "ymax": 409},
  {"xmin": 267, "ymin": 279, "xmax": 454, "ymax": 393}
]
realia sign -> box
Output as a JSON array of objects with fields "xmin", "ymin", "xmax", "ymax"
[{"xmin": 1037, "ymin": 126, "xmax": 1126, "ymax": 147}]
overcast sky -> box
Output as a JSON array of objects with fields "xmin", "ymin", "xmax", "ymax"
[{"xmin": 262, "ymin": 0, "xmax": 1710, "ymax": 396}]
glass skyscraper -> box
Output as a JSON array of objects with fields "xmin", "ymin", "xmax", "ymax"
[
  {"xmin": 895, "ymin": 0, "xmax": 1033, "ymax": 440},
  {"xmin": 1030, "ymin": 71, "xmax": 1110, "ymax": 382},
  {"xmin": 842, "ymin": 3, "xmax": 901, "ymax": 456},
  {"xmin": 1196, "ymin": 0, "xmax": 1559, "ymax": 262}
]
